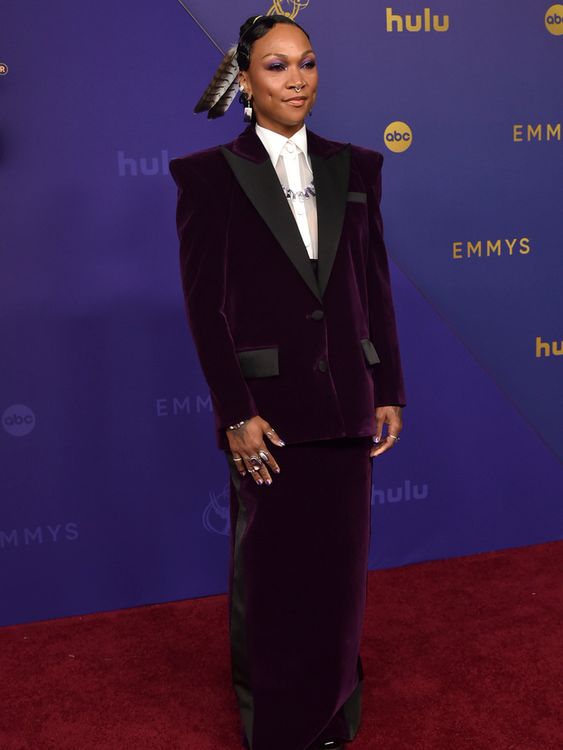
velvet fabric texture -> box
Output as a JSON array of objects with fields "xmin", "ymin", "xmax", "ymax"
[
  {"xmin": 225, "ymin": 436, "xmax": 374, "ymax": 750},
  {"xmin": 169, "ymin": 125, "xmax": 406, "ymax": 451}
]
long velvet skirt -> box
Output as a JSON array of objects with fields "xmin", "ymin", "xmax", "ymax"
[{"xmin": 224, "ymin": 434, "xmax": 374, "ymax": 750}]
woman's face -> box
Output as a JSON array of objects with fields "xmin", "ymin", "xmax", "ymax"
[{"xmin": 239, "ymin": 23, "xmax": 318, "ymax": 137}]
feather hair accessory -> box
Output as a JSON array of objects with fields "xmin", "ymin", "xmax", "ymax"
[
  {"xmin": 193, "ymin": 16, "xmax": 265, "ymax": 119},
  {"xmin": 193, "ymin": 44, "xmax": 241, "ymax": 119}
]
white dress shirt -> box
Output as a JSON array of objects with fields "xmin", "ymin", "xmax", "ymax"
[{"xmin": 255, "ymin": 122, "xmax": 318, "ymax": 260}]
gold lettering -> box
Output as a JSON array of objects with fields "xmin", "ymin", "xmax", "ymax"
[
  {"xmin": 452, "ymin": 238, "xmax": 532, "ymax": 260},
  {"xmin": 405, "ymin": 14, "xmax": 422, "ymax": 31},
  {"xmin": 553, "ymin": 341, "xmax": 563, "ymax": 356},
  {"xmin": 547, "ymin": 123, "xmax": 561, "ymax": 141},
  {"xmin": 520, "ymin": 237, "xmax": 531, "ymax": 254},
  {"xmin": 527, "ymin": 124, "xmax": 542, "ymax": 142},
  {"xmin": 535, "ymin": 337, "xmax": 550, "ymax": 358},
  {"xmin": 513, "ymin": 124, "xmax": 523, "ymax": 142},
  {"xmin": 387, "ymin": 9, "xmax": 450, "ymax": 33},
  {"xmin": 434, "ymin": 13, "xmax": 450, "ymax": 31},
  {"xmin": 486, "ymin": 240, "xmax": 502, "ymax": 257},
  {"xmin": 467, "ymin": 241, "xmax": 482, "ymax": 258},
  {"xmin": 505, "ymin": 238, "xmax": 517, "ymax": 255},
  {"xmin": 386, "ymin": 8, "xmax": 403, "ymax": 32}
]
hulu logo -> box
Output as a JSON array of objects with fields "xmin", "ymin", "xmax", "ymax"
[
  {"xmin": 386, "ymin": 8, "xmax": 450, "ymax": 32},
  {"xmin": 535, "ymin": 337, "xmax": 563, "ymax": 358}
]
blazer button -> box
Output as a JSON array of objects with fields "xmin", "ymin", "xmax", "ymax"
[
  {"xmin": 310, "ymin": 309, "xmax": 324, "ymax": 321},
  {"xmin": 317, "ymin": 358, "xmax": 328, "ymax": 373}
]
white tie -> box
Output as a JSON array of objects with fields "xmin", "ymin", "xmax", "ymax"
[{"xmin": 277, "ymin": 140, "xmax": 318, "ymax": 260}]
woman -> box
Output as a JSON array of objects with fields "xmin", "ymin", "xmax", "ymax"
[{"xmin": 169, "ymin": 14, "xmax": 406, "ymax": 750}]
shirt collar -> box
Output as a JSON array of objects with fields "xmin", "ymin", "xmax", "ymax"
[{"xmin": 255, "ymin": 122, "xmax": 311, "ymax": 169}]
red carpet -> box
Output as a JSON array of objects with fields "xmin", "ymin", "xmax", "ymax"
[{"xmin": 1, "ymin": 541, "xmax": 562, "ymax": 750}]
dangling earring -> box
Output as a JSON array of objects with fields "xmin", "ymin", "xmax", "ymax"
[
  {"xmin": 243, "ymin": 94, "xmax": 253, "ymax": 122},
  {"xmin": 239, "ymin": 85, "xmax": 253, "ymax": 122}
]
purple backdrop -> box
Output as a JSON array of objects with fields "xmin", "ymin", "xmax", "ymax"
[{"xmin": 1, "ymin": 0, "xmax": 562, "ymax": 627}]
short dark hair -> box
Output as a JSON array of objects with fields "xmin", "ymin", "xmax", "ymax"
[{"xmin": 236, "ymin": 14, "xmax": 311, "ymax": 72}]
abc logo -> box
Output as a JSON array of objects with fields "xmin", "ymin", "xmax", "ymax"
[
  {"xmin": 545, "ymin": 4, "xmax": 563, "ymax": 34},
  {"xmin": 384, "ymin": 121, "xmax": 413, "ymax": 153},
  {"xmin": 2, "ymin": 404, "xmax": 36, "ymax": 437}
]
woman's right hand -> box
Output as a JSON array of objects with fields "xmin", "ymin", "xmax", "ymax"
[{"xmin": 226, "ymin": 416, "xmax": 285, "ymax": 485}]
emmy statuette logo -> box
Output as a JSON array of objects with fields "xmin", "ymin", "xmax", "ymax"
[
  {"xmin": 202, "ymin": 484, "xmax": 230, "ymax": 535},
  {"xmin": 266, "ymin": 0, "xmax": 310, "ymax": 19},
  {"xmin": 384, "ymin": 121, "xmax": 413, "ymax": 153}
]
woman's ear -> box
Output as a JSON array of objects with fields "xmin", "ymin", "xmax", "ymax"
[{"xmin": 238, "ymin": 74, "xmax": 250, "ymax": 97}]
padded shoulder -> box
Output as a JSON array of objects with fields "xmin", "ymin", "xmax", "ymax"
[
  {"xmin": 169, "ymin": 144, "xmax": 231, "ymax": 189},
  {"xmin": 350, "ymin": 143, "xmax": 384, "ymax": 171}
]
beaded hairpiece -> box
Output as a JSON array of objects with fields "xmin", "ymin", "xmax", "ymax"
[{"xmin": 193, "ymin": 15, "xmax": 264, "ymax": 120}]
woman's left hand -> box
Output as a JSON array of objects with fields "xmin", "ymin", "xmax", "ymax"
[{"xmin": 370, "ymin": 405, "xmax": 403, "ymax": 458}]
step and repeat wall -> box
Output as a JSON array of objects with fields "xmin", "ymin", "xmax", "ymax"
[{"xmin": 1, "ymin": 1, "xmax": 561, "ymax": 626}]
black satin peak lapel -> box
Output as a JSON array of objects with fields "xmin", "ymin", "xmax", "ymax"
[
  {"xmin": 311, "ymin": 145, "xmax": 351, "ymax": 298},
  {"xmin": 221, "ymin": 147, "xmax": 321, "ymax": 301}
]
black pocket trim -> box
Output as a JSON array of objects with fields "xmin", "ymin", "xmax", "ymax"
[
  {"xmin": 347, "ymin": 191, "xmax": 368, "ymax": 203},
  {"xmin": 360, "ymin": 338, "xmax": 380, "ymax": 365},
  {"xmin": 236, "ymin": 347, "xmax": 279, "ymax": 378}
]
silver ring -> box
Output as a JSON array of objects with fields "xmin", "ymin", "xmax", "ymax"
[
  {"xmin": 248, "ymin": 455, "xmax": 262, "ymax": 467},
  {"xmin": 233, "ymin": 457, "xmax": 243, "ymax": 462},
  {"xmin": 258, "ymin": 450, "xmax": 270, "ymax": 462},
  {"xmin": 388, "ymin": 434, "xmax": 400, "ymax": 442}
]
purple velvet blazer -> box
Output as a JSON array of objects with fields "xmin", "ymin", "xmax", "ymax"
[{"xmin": 169, "ymin": 125, "xmax": 406, "ymax": 451}]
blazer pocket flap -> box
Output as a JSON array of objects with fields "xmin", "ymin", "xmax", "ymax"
[
  {"xmin": 360, "ymin": 338, "xmax": 380, "ymax": 365},
  {"xmin": 236, "ymin": 347, "xmax": 279, "ymax": 378},
  {"xmin": 347, "ymin": 191, "xmax": 368, "ymax": 203}
]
